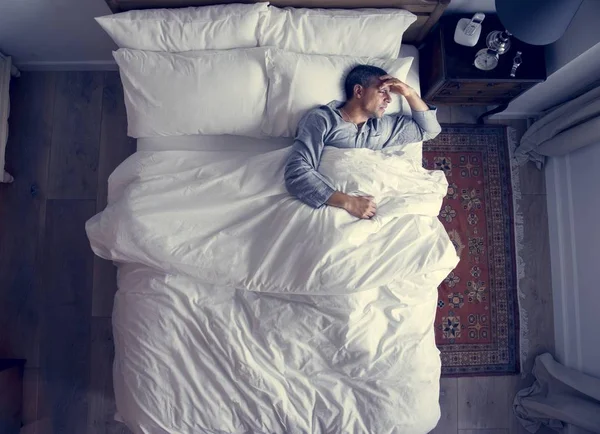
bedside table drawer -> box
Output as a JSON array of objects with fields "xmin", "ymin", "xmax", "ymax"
[
  {"xmin": 431, "ymin": 81, "xmax": 536, "ymax": 104},
  {"xmin": 433, "ymin": 95, "xmax": 508, "ymax": 105},
  {"xmin": 439, "ymin": 81, "xmax": 526, "ymax": 95}
]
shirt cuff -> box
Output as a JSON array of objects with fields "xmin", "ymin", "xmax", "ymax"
[
  {"xmin": 412, "ymin": 103, "xmax": 437, "ymax": 116},
  {"xmin": 302, "ymin": 183, "xmax": 336, "ymax": 209},
  {"xmin": 411, "ymin": 105, "xmax": 438, "ymax": 122}
]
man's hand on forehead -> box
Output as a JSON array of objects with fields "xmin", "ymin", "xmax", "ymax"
[{"xmin": 378, "ymin": 75, "xmax": 415, "ymax": 97}]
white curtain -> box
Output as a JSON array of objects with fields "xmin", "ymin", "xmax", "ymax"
[
  {"xmin": 514, "ymin": 353, "xmax": 600, "ymax": 432},
  {"xmin": 0, "ymin": 52, "xmax": 20, "ymax": 183},
  {"xmin": 514, "ymin": 84, "xmax": 600, "ymax": 168}
]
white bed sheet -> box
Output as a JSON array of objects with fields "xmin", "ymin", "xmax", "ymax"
[
  {"xmin": 88, "ymin": 145, "xmax": 457, "ymax": 433},
  {"xmin": 136, "ymin": 45, "xmax": 421, "ymax": 155}
]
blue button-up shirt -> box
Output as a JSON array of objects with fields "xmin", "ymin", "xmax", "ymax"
[{"xmin": 284, "ymin": 100, "xmax": 442, "ymax": 208}]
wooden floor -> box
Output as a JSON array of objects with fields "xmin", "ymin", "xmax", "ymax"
[
  {"xmin": 0, "ymin": 72, "xmax": 554, "ymax": 434},
  {"xmin": 0, "ymin": 72, "xmax": 136, "ymax": 434}
]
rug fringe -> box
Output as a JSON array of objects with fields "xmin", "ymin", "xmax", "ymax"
[{"xmin": 507, "ymin": 126, "xmax": 529, "ymax": 377}]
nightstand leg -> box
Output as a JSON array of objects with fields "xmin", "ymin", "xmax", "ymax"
[{"xmin": 477, "ymin": 103, "xmax": 509, "ymax": 124}]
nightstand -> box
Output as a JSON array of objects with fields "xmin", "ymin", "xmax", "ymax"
[{"xmin": 419, "ymin": 14, "xmax": 546, "ymax": 122}]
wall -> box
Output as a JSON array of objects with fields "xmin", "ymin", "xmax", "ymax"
[
  {"xmin": 496, "ymin": 0, "xmax": 600, "ymax": 118},
  {"xmin": 545, "ymin": 140, "xmax": 600, "ymax": 379},
  {"xmin": 0, "ymin": 0, "xmax": 117, "ymax": 69},
  {"xmin": 545, "ymin": 0, "xmax": 600, "ymax": 75}
]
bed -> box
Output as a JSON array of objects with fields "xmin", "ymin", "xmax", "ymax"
[{"xmin": 86, "ymin": 1, "xmax": 457, "ymax": 433}]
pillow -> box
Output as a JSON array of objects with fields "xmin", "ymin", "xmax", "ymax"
[
  {"xmin": 113, "ymin": 48, "xmax": 268, "ymax": 138},
  {"xmin": 96, "ymin": 3, "xmax": 269, "ymax": 52},
  {"xmin": 259, "ymin": 7, "xmax": 416, "ymax": 58},
  {"xmin": 262, "ymin": 48, "xmax": 414, "ymax": 138}
]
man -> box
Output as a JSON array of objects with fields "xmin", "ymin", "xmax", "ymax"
[{"xmin": 284, "ymin": 65, "xmax": 441, "ymax": 219}]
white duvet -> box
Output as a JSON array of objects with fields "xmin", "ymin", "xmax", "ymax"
[{"xmin": 86, "ymin": 146, "xmax": 459, "ymax": 434}]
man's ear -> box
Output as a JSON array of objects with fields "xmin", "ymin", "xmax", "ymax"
[{"xmin": 354, "ymin": 84, "xmax": 363, "ymax": 99}]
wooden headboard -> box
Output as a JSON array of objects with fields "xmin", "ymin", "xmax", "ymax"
[{"xmin": 102, "ymin": 0, "xmax": 450, "ymax": 45}]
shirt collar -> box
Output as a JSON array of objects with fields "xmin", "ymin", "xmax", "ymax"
[
  {"xmin": 327, "ymin": 100, "xmax": 344, "ymax": 113},
  {"xmin": 328, "ymin": 100, "xmax": 375, "ymax": 129}
]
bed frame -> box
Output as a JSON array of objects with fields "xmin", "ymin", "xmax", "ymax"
[{"xmin": 102, "ymin": 0, "xmax": 449, "ymax": 45}]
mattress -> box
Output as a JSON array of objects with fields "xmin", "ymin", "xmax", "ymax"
[{"xmin": 136, "ymin": 45, "xmax": 421, "ymax": 154}]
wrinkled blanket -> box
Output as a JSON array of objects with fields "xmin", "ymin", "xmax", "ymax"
[{"xmin": 86, "ymin": 147, "xmax": 458, "ymax": 434}]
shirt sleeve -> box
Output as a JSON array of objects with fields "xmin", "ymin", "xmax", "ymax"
[
  {"xmin": 284, "ymin": 111, "xmax": 336, "ymax": 209},
  {"xmin": 381, "ymin": 104, "xmax": 442, "ymax": 148}
]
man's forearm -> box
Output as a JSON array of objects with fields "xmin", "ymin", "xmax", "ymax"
[
  {"xmin": 405, "ymin": 90, "xmax": 441, "ymax": 140},
  {"xmin": 326, "ymin": 191, "xmax": 349, "ymax": 209},
  {"xmin": 404, "ymin": 91, "xmax": 430, "ymax": 112}
]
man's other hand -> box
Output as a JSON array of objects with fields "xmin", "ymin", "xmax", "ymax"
[
  {"xmin": 345, "ymin": 195, "xmax": 377, "ymax": 219},
  {"xmin": 327, "ymin": 191, "xmax": 376, "ymax": 219},
  {"xmin": 379, "ymin": 75, "xmax": 415, "ymax": 98}
]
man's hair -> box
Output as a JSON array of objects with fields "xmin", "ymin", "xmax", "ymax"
[{"xmin": 344, "ymin": 64, "xmax": 388, "ymax": 100}]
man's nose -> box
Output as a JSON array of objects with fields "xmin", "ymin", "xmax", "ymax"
[{"xmin": 384, "ymin": 92, "xmax": 392, "ymax": 103}]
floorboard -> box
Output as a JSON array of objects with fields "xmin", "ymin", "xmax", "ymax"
[
  {"xmin": 0, "ymin": 72, "xmax": 55, "ymax": 368},
  {"xmin": 457, "ymin": 376, "xmax": 514, "ymax": 430},
  {"xmin": 431, "ymin": 377, "xmax": 459, "ymax": 434},
  {"xmin": 22, "ymin": 368, "xmax": 40, "ymax": 425},
  {"xmin": 47, "ymin": 72, "xmax": 104, "ymax": 201},
  {"xmin": 96, "ymin": 71, "xmax": 136, "ymax": 212},
  {"xmin": 87, "ymin": 317, "xmax": 132, "ymax": 434},
  {"xmin": 38, "ymin": 199, "xmax": 96, "ymax": 433},
  {"xmin": 92, "ymin": 71, "xmax": 136, "ymax": 318}
]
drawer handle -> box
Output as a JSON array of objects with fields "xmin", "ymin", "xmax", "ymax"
[
  {"xmin": 477, "ymin": 90, "xmax": 483, "ymax": 94},
  {"xmin": 486, "ymin": 83, "xmax": 495, "ymax": 87}
]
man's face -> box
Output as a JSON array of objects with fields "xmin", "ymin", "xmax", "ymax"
[{"xmin": 357, "ymin": 78, "xmax": 392, "ymax": 118}]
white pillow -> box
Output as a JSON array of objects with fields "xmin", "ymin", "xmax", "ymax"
[
  {"xmin": 113, "ymin": 48, "xmax": 268, "ymax": 138},
  {"xmin": 259, "ymin": 7, "xmax": 416, "ymax": 58},
  {"xmin": 96, "ymin": 3, "xmax": 269, "ymax": 52},
  {"xmin": 262, "ymin": 48, "xmax": 414, "ymax": 138}
]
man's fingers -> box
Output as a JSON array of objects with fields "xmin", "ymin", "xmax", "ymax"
[
  {"xmin": 380, "ymin": 77, "xmax": 407, "ymax": 88},
  {"xmin": 362, "ymin": 195, "xmax": 375, "ymax": 203},
  {"xmin": 355, "ymin": 195, "xmax": 377, "ymax": 219}
]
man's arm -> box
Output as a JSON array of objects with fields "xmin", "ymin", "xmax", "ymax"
[
  {"xmin": 381, "ymin": 101, "xmax": 441, "ymax": 147},
  {"xmin": 378, "ymin": 75, "xmax": 442, "ymax": 146},
  {"xmin": 285, "ymin": 112, "xmax": 337, "ymax": 208},
  {"xmin": 285, "ymin": 111, "xmax": 377, "ymax": 219}
]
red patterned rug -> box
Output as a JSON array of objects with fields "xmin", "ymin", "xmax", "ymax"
[{"xmin": 423, "ymin": 125, "xmax": 520, "ymax": 376}]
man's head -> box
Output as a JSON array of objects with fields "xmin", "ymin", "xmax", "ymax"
[{"xmin": 344, "ymin": 64, "xmax": 392, "ymax": 119}]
